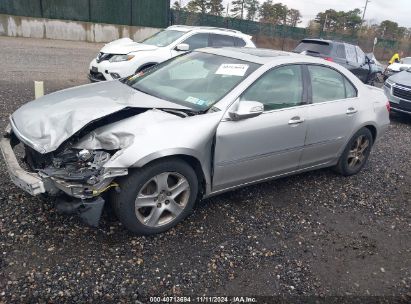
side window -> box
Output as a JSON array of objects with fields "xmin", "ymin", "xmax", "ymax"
[
  {"xmin": 345, "ymin": 78, "xmax": 357, "ymax": 98},
  {"xmin": 336, "ymin": 44, "xmax": 346, "ymax": 58},
  {"xmin": 345, "ymin": 44, "xmax": 357, "ymax": 63},
  {"xmin": 234, "ymin": 37, "xmax": 247, "ymax": 47},
  {"xmin": 210, "ymin": 34, "xmax": 235, "ymax": 47},
  {"xmin": 182, "ymin": 33, "xmax": 209, "ymax": 50},
  {"xmin": 308, "ymin": 65, "xmax": 356, "ymax": 102},
  {"xmin": 241, "ymin": 65, "xmax": 303, "ymax": 111},
  {"xmin": 355, "ymin": 46, "xmax": 365, "ymax": 65}
]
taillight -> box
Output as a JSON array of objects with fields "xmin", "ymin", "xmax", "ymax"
[
  {"xmin": 324, "ymin": 57, "xmax": 334, "ymax": 62},
  {"xmin": 386, "ymin": 101, "xmax": 391, "ymax": 112}
]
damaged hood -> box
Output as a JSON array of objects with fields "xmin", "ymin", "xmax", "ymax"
[
  {"xmin": 389, "ymin": 70, "xmax": 411, "ymax": 87},
  {"xmin": 11, "ymin": 80, "xmax": 190, "ymax": 153},
  {"xmin": 100, "ymin": 38, "xmax": 158, "ymax": 54}
]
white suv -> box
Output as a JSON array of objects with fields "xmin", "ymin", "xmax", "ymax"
[{"xmin": 88, "ymin": 25, "xmax": 255, "ymax": 81}]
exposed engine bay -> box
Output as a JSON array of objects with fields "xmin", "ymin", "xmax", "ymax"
[{"xmin": 21, "ymin": 142, "xmax": 126, "ymax": 199}]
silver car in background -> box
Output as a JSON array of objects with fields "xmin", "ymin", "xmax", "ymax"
[
  {"xmin": 1, "ymin": 48, "xmax": 390, "ymax": 235},
  {"xmin": 384, "ymin": 68, "xmax": 411, "ymax": 115}
]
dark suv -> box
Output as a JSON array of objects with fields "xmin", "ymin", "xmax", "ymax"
[{"xmin": 294, "ymin": 39, "xmax": 380, "ymax": 85}]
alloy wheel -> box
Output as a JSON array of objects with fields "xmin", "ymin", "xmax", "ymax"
[
  {"xmin": 347, "ymin": 135, "xmax": 370, "ymax": 169},
  {"xmin": 135, "ymin": 172, "xmax": 190, "ymax": 227}
]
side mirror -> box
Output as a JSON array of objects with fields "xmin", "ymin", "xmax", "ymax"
[
  {"xmin": 229, "ymin": 101, "xmax": 264, "ymax": 121},
  {"xmin": 175, "ymin": 43, "xmax": 189, "ymax": 51}
]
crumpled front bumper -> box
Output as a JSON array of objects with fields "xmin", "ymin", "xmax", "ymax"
[
  {"xmin": 0, "ymin": 132, "xmax": 127, "ymax": 199},
  {"xmin": 0, "ymin": 136, "xmax": 46, "ymax": 195}
]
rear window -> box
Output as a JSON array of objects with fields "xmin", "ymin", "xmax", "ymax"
[
  {"xmin": 336, "ymin": 44, "xmax": 346, "ymax": 58},
  {"xmin": 234, "ymin": 37, "xmax": 247, "ymax": 47},
  {"xmin": 294, "ymin": 41, "xmax": 331, "ymax": 55},
  {"xmin": 210, "ymin": 34, "xmax": 235, "ymax": 47},
  {"xmin": 345, "ymin": 44, "xmax": 357, "ymax": 63}
]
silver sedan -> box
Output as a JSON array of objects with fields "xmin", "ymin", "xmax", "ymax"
[{"xmin": 1, "ymin": 48, "xmax": 390, "ymax": 235}]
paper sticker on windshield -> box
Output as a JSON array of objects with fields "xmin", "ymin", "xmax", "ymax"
[
  {"xmin": 185, "ymin": 96, "xmax": 208, "ymax": 106},
  {"xmin": 216, "ymin": 64, "xmax": 249, "ymax": 76}
]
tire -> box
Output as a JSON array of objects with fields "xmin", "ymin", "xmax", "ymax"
[
  {"xmin": 334, "ymin": 128, "xmax": 374, "ymax": 176},
  {"xmin": 111, "ymin": 158, "xmax": 198, "ymax": 235}
]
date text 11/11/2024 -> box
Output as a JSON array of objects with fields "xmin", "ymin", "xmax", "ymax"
[{"xmin": 149, "ymin": 296, "xmax": 257, "ymax": 303}]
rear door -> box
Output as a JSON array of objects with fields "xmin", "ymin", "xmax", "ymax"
[{"xmin": 300, "ymin": 64, "xmax": 360, "ymax": 168}]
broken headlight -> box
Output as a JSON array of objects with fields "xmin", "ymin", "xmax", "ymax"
[{"xmin": 41, "ymin": 149, "xmax": 112, "ymax": 185}]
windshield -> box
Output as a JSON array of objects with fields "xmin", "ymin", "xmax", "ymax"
[
  {"xmin": 402, "ymin": 57, "xmax": 411, "ymax": 64},
  {"xmin": 126, "ymin": 52, "xmax": 260, "ymax": 111},
  {"xmin": 140, "ymin": 30, "xmax": 185, "ymax": 47}
]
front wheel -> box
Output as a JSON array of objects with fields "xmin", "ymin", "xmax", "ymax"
[
  {"xmin": 334, "ymin": 128, "xmax": 373, "ymax": 176},
  {"xmin": 111, "ymin": 158, "xmax": 198, "ymax": 235}
]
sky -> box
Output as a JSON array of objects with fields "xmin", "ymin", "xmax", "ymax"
[{"xmin": 177, "ymin": 0, "xmax": 411, "ymax": 28}]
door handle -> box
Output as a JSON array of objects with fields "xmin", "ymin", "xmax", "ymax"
[
  {"xmin": 346, "ymin": 107, "xmax": 358, "ymax": 115},
  {"xmin": 288, "ymin": 117, "xmax": 305, "ymax": 125}
]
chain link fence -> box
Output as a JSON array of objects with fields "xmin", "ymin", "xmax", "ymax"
[{"xmin": 171, "ymin": 9, "xmax": 410, "ymax": 61}]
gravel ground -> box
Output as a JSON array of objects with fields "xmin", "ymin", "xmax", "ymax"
[{"xmin": 0, "ymin": 36, "xmax": 410, "ymax": 303}]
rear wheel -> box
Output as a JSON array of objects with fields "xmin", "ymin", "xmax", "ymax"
[
  {"xmin": 335, "ymin": 128, "xmax": 373, "ymax": 176},
  {"xmin": 111, "ymin": 158, "xmax": 198, "ymax": 235}
]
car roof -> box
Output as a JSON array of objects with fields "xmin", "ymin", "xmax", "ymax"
[
  {"xmin": 300, "ymin": 38, "xmax": 357, "ymax": 47},
  {"xmin": 167, "ymin": 25, "xmax": 250, "ymax": 38},
  {"xmin": 197, "ymin": 47, "xmax": 321, "ymax": 65}
]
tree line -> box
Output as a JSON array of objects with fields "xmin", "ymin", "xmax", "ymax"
[
  {"xmin": 172, "ymin": 0, "xmax": 301, "ymax": 26},
  {"xmin": 172, "ymin": 0, "xmax": 411, "ymax": 41}
]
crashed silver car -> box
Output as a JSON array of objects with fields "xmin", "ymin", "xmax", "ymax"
[{"xmin": 1, "ymin": 48, "xmax": 390, "ymax": 235}]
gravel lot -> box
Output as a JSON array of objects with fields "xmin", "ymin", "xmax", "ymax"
[{"xmin": 0, "ymin": 36, "xmax": 410, "ymax": 303}]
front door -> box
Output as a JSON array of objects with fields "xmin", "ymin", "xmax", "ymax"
[
  {"xmin": 170, "ymin": 33, "xmax": 210, "ymax": 57},
  {"xmin": 213, "ymin": 65, "xmax": 309, "ymax": 192}
]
